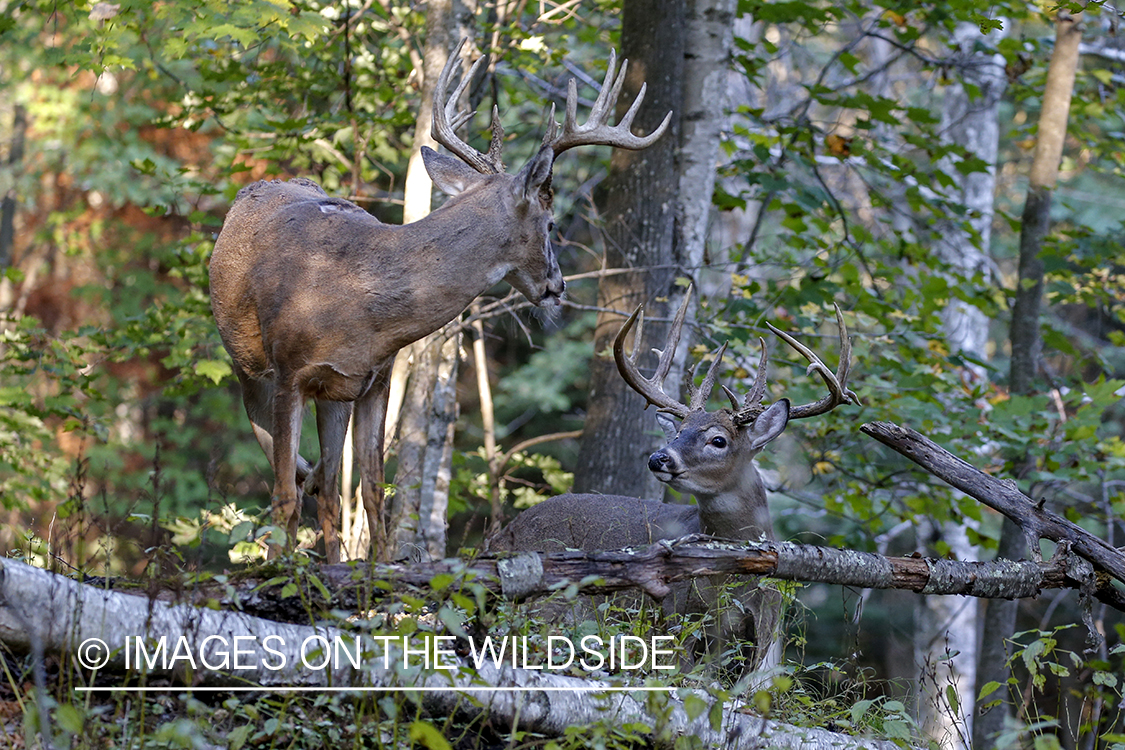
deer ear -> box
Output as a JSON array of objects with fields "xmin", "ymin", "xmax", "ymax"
[
  {"xmin": 422, "ymin": 146, "xmax": 487, "ymax": 196},
  {"xmin": 655, "ymin": 412, "xmax": 679, "ymax": 441},
  {"xmin": 746, "ymin": 398, "xmax": 790, "ymax": 452},
  {"xmin": 516, "ymin": 145, "xmax": 554, "ymax": 204}
]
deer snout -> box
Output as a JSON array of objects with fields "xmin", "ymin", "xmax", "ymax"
[
  {"xmin": 648, "ymin": 450, "xmax": 679, "ymax": 480},
  {"xmin": 540, "ymin": 269, "xmax": 565, "ymax": 306}
]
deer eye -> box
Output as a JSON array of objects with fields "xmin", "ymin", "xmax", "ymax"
[
  {"xmin": 709, "ymin": 436, "xmax": 727, "ymax": 448},
  {"xmin": 547, "ymin": 220, "xmax": 556, "ymax": 233}
]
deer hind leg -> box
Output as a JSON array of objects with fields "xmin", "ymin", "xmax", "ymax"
[
  {"xmin": 353, "ymin": 359, "xmax": 394, "ymax": 562},
  {"xmin": 310, "ymin": 399, "xmax": 350, "ymax": 564},
  {"xmin": 236, "ymin": 365, "xmax": 314, "ymax": 484},
  {"xmin": 268, "ymin": 381, "xmax": 305, "ymax": 557}
]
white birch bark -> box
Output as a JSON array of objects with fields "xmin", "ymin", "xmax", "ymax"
[
  {"xmin": 0, "ymin": 557, "xmax": 916, "ymax": 750},
  {"xmin": 376, "ymin": 3, "xmax": 472, "ymax": 560},
  {"xmin": 914, "ymin": 23, "xmax": 1008, "ymax": 750}
]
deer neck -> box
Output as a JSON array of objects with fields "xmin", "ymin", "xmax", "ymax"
[
  {"xmin": 379, "ymin": 195, "xmax": 518, "ymax": 338},
  {"xmin": 692, "ymin": 462, "xmax": 775, "ymax": 542}
]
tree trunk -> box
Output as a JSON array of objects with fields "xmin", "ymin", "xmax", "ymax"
[
  {"xmin": 0, "ymin": 103, "xmax": 27, "ymax": 310},
  {"xmin": 915, "ymin": 23, "xmax": 1008, "ymax": 749},
  {"xmin": 972, "ymin": 517, "xmax": 1025, "ymax": 749},
  {"xmin": 375, "ymin": 1, "xmax": 472, "ymax": 560},
  {"xmin": 575, "ymin": 0, "xmax": 733, "ymax": 498},
  {"xmin": 981, "ymin": 12, "xmax": 1082, "ymax": 743},
  {"xmin": 1008, "ymin": 12, "xmax": 1082, "ymax": 395},
  {"xmin": 391, "ymin": 331, "xmax": 459, "ymax": 560}
]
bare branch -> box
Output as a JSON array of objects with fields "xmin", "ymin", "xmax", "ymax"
[{"xmin": 861, "ymin": 420, "xmax": 1125, "ymax": 587}]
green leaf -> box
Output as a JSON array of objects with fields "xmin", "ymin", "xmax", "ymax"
[
  {"xmin": 227, "ymin": 724, "xmax": 253, "ymax": 750},
  {"xmin": 195, "ymin": 359, "xmax": 232, "ymax": 384},
  {"xmin": 54, "ymin": 704, "xmax": 84, "ymax": 734},
  {"xmin": 683, "ymin": 693, "xmax": 707, "ymax": 721},
  {"xmin": 409, "ymin": 721, "xmax": 452, "ymax": 750},
  {"xmin": 850, "ymin": 698, "xmax": 874, "ymax": 724},
  {"xmin": 978, "ymin": 680, "xmax": 1001, "ymax": 700},
  {"xmin": 945, "ymin": 684, "xmax": 960, "ymax": 714}
]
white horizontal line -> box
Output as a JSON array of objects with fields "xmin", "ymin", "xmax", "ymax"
[{"xmin": 76, "ymin": 686, "xmax": 674, "ymax": 693}]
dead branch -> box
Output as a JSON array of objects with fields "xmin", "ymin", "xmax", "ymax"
[
  {"xmin": 860, "ymin": 420, "xmax": 1125, "ymax": 589},
  {"xmin": 107, "ymin": 532, "xmax": 1122, "ymax": 623}
]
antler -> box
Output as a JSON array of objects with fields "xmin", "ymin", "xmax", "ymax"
[
  {"xmin": 614, "ymin": 289, "xmax": 731, "ymax": 418},
  {"xmin": 765, "ymin": 304, "xmax": 859, "ymax": 420},
  {"xmin": 613, "ymin": 291, "xmax": 694, "ymax": 419},
  {"xmin": 616, "ymin": 295, "xmax": 857, "ymax": 424},
  {"xmin": 432, "ymin": 39, "xmax": 505, "ymax": 175},
  {"xmin": 727, "ymin": 341, "xmax": 770, "ymax": 425},
  {"xmin": 543, "ymin": 48, "xmax": 673, "ymax": 158}
]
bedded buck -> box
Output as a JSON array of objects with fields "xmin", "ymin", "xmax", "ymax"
[
  {"xmin": 489, "ymin": 296, "xmax": 858, "ymax": 673},
  {"xmin": 209, "ymin": 40, "xmax": 670, "ymax": 563}
]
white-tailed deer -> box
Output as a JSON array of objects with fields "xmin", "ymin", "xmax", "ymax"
[
  {"xmin": 489, "ymin": 295, "xmax": 858, "ymax": 673},
  {"xmin": 209, "ymin": 40, "xmax": 670, "ymax": 563}
]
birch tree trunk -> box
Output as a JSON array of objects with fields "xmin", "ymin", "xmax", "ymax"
[
  {"xmin": 978, "ymin": 11, "xmax": 1083, "ymax": 746},
  {"xmin": 574, "ymin": 0, "xmax": 734, "ymax": 498},
  {"xmin": 914, "ymin": 23, "xmax": 1007, "ymax": 750},
  {"xmin": 377, "ymin": 2, "xmax": 474, "ymax": 561}
]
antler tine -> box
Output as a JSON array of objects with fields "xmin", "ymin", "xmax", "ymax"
[
  {"xmin": 765, "ymin": 304, "xmax": 859, "ymax": 420},
  {"xmin": 547, "ymin": 49, "xmax": 672, "ymax": 158},
  {"xmin": 613, "ymin": 292, "xmax": 693, "ymax": 418},
  {"xmin": 486, "ymin": 104, "xmax": 505, "ymax": 170},
  {"xmin": 541, "ymin": 103, "xmax": 559, "ymax": 148},
  {"xmin": 687, "ymin": 342, "xmax": 728, "ymax": 411},
  {"xmin": 432, "ymin": 39, "xmax": 504, "ymax": 175},
  {"xmin": 731, "ymin": 339, "xmax": 770, "ymax": 425}
]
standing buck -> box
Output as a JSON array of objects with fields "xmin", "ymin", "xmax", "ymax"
[
  {"xmin": 489, "ymin": 296, "xmax": 858, "ymax": 673},
  {"xmin": 209, "ymin": 40, "xmax": 670, "ymax": 563}
]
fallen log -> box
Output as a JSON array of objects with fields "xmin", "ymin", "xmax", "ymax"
[
  {"xmin": 83, "ymin": 533, "xmax": 1121, "ymax": 622},
  {"xmin": 0, "ymin": 557, "xmax": 913, "ymax": 750}
]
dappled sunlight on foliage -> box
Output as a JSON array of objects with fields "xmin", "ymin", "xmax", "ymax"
[{"xmin": 1, "ymin": 0, "xmax": 1124, "ymax": 747}]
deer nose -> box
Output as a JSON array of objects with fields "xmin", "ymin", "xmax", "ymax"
[
  {"xmin": 648, "ymin": 451, "xmax": 672, "ymax": 472},
  {"xmin": 548, "ymin": 268, "xmax": 565, "ymax": 297}
]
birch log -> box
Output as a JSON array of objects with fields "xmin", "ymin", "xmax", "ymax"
[{"xmin": 0, "ymin": 557, "xmax": 910, "ymax": 750}]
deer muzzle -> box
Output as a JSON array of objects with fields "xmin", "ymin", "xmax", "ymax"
[
  {"xmin": 539, "ymin": 271, "xmax": 565, "ymax": 307},
  {"xmin": 648, "ymin": 449, "xmax": 680, "ymax": 482}
]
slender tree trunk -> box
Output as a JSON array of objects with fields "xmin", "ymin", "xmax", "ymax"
[
  {"xmin": 1008, "ymin": 12, "xmax": 1082, "ymax": 395},
  {"xmin": 976, "ymin": 11, "xmax": 1083, "ymax": 746},
  {"xmin": 915, "ymin": 23, "xmax": 1008, "ymax": 749},
  {"xmin": 574, "ymin": 0, "xmax": 734, "ymax": 498},
  {"xmin": 973, "ymin": 517, "xmax": 1025, "ymax": 748},
  {"xmin": 384, "ymin": 0, "xmax": 473, "ymax": 561},
  {"xmin": 392, "ymin": 332, "xmax": 459, "ymax": 560},
  {"xmin": 0, "ymin": 104, "xmax": 27, "ymax": 311}
]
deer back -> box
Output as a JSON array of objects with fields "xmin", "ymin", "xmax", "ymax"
[
  {"xmin": 210, "ymin": 167, "xmax": 562, "ymax": 398},
  {"xmin": 486, "ymin": 494, "xmax": 699, "ymax": 553}
]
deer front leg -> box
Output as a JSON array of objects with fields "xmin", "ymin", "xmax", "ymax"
[
  {"xmin": 269, "ymin": 381, "xmax": 305, "ymax": 557},
  {"xmin": 310, "ymin": 399, "xmax": 351, "ymax": 564},
  {"xmin": 353, "ymin": 359, "xmax": 395, "ymax": 562}
]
